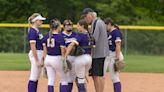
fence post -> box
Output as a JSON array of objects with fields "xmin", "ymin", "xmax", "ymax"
[
  {"xmin": 124, "ymin": 29, "xmax": 127, "ymax": 56},
  {"xmin": 23, "ymin": 27, "xmax": 27, "ymax": 53}
]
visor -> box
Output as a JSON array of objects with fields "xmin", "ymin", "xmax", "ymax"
[{"xmin": 32, "ymin": 15, "xmax": 46, "ymax": 22}]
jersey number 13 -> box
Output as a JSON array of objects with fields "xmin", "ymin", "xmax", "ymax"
[{"xmin": 47, "ymin": 38, "xmax": 55, "ymax": 47}]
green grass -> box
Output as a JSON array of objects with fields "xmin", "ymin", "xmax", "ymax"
[
  {"xmin": 123, "ymin": 55, "xmax": 164, "ymax": 73},
  {"xmin": 0, "ymin": 53, "xmax": 164, "ymax": 73},
  {"xmin": 0, "ymin": 53, "xmax": 30, "ymax": 70}
]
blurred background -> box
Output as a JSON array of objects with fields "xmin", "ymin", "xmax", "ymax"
[{"xmin": 0, "ymin": 0, "xmax": 164, "ymax": 72}]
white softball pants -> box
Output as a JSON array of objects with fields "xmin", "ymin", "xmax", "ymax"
[
  {"xmin": 67, "ymin": 56, "xmax": 76, "ymax": 83},
  {"xmin": 74, "ymin": 54, "xmax": 92, "ymax": 83},
  {"xmin": 28, "ymin": 50, "xmax": 43, "ymax": 81},
  {"xmin": 44, "ymin": 55, "xmax": 68, "ymax": 86},
  {"xmin": 104, "ymin": 51, "xmax": 124, "ymax": 83}
]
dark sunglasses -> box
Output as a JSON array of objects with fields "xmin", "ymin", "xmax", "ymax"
[{"xmin": 64, "ymin": 23, "xmax": 73, "ymax": 26}]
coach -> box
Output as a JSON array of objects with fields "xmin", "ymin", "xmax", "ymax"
[{"xmin": 81, "ymin": 8, "xmax": 109, "ymax": 92}]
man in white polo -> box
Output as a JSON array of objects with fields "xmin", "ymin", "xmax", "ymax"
[{"xmin": 81, "ymin": 8, "xmax": 109, "ymax": 92}]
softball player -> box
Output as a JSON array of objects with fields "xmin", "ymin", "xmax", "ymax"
[
  {"xmin": 104, "ymin": 18, "xmax": 124, "ymax": 92},
  {"xmin": 42, "ymin": 18, "xmax": 68, "ymax": 92},
  {"xmin": 61, "ymin": 19, "xmax": 77, "ymax": 92},
  {"xmin": 27, "ymin": 13, "xmax": 46, "ymax": 92},
  {"xmin": 65, "ymin": 19, "xmax": 95, "ymax": 92}
]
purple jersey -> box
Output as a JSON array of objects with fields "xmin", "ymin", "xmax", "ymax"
[
  {"xmin": 75, "ymin": 32, "xmax": 93, "ymax": 54},
  {"xmin": 42, "ymin": 33, "xmax": 66, "ymax": 56},
  {"xmin": 28, "ymin": 27, "xmax": 43, "ymax": 50},
  {"xmin": 107, "ymin": 29, "xmax": 122, "ymax": 51},
  {"xmin": 61, "ymin": 32, "xmax": 77, "ymax": 47}
]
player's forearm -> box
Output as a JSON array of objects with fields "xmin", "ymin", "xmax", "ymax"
[
  {"xmin": 42, "ymin": 44, "xmax": 47, "ymax": 60},
  {"xmin": 115, "ymin": 42, "xmax": 121, "ymax": 59},
  {"xmin": 30, "ymin": 43, "xmax": 39, "ymax": 62},
  {"xmin": 61, "ymin": 47, "xmax": 66, "ymax": 57},
  {"xmin": 65, "ymin": 42, "xmax": 75, "ymax": 57}
]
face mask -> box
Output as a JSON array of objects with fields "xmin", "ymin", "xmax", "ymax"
[{"xmin": 67, "ymin": 30, "xmax": 72, "ymax": 32}]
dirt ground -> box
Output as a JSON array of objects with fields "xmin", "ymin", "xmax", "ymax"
[{"xmin": 0, "ymin": 71, "xmax": 164, "ymax": 92}]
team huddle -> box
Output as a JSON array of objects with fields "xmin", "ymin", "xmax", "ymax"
[{"xmin": 27, "ymin": 8, "xmax": 125, "ymax": 92}]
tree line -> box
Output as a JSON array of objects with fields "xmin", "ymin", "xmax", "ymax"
[{"xmin": 0, "ymin": 0, "xmax": 164, "ymax": 55}]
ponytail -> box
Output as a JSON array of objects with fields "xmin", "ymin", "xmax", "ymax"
[
  {"xmin": 114, "ymin": 24, "xmax": 120, "ymax": 30},
  {"xmin": 49, "ymin": 18, "xmax": 61, "ymax": 44},
  {"xmin": 28, "ymin": 13, "xmax": 41, "ymax": 32}
]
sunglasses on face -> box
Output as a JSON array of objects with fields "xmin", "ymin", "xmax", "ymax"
[{"xmin": 64, "ymin": 23, "xmax": 73, "ymax": 26}]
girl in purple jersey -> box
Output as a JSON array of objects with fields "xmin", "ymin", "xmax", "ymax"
[
  {"xmin": 42, "ymin": 18, "xmax": 68, "ymax": 92},
  {"xmin": 61, "ymin": 19, "xmax": 77, "ymax": 92},
  {"xmin": 104, "ymin": 18, "xmax": 124, "ymax": 92},
  {"xmin": 65, "ymin": 19, "xmax": 95, "ymax": 92},
  {"xmin": 27, "ymin": 13, "xmax": 46, "ymax": 92}
]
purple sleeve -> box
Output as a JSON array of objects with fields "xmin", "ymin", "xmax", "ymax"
[
  {"xmin": 75, "ymin": 35, "xmax": 81, "ymax": 43},
  {"xmin": 41, "ymin": 34, "xmax": 49, "ymax": 45},
  {"xmin": 28, "ymin": 30, "xmax": 37, "ymax": 41},
  {"xmin": 114, "ymin": 30, "xmax": 122, "ymax": 41},
  {"xmin": 59, "ymin": 35, "xmax": 66, "ymax": 46}
]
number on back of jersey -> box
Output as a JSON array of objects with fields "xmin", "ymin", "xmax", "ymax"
[{"xmin": 47, "ymin": 38, "xmax": 55, "ymax": 47}]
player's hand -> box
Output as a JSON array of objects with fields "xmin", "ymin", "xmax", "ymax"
[
  {"xmin": 115, "ymin": 58, "xmax": 119, "ymax": 62},
  {"xmin": 62, "ymin": 57, "xmax": 69, "ymax": 73},
  {"xmin": 114, "ymin": 58, "xmax": 125, "ymax": 72},
  {"xmin": 36, "ymin": 61, "xmax": 43, "ymax": 67},
  {"xmin": 40, "ymin": 57, "xmax": 45, "ymax": 67}
]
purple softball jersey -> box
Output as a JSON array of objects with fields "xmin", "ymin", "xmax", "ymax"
[
  {"xmin": 107, "ymin": 29, "xmax": 122, "ymax": 52},
  {"xmin": 28, "ymin": 27, "xmax": 43, "ymax": 50},
  {"xmin": 61, "ymin": 32, "xmax": 77, "ymax": 47},
  {"xmin": 42, "ymin": 33, "xmax": 66, "ymax": 56},
  {"xmin": 75, "ymin": 32, "xmax": 94, "ymax": 54}
]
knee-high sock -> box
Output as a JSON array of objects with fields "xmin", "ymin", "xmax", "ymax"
[
  {"xmin": 60, "ymin": 84, "xmax": 68, "ymax": 92},
  {"xmin": 48, "ymin": 85, "xmax": 54, "ymax": 92},
  {"xmin": 114, "ymin": 82, "xmax": 121, "ymax": 92},
  {"xmin": 77, "ymin": 83, "xmax": 86, "ymax": 92},
  {"xmin": 28, "ymin": 80, "xmax": 37, "ymax": 92},
  {"xmin": 68, "ymin": 83, "xmax": 73, "ymax": 92}
]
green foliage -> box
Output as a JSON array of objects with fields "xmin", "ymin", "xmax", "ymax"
[
  {"xmin": 0, "ymin": 28, "xmax": 26, "ymax": 52},
  {"xmin": 126, "ymin": 30, "xmax": 164, "ymax": 55},
  {"xmin": 0, "ymin": 0, "xmax": 47, "ymax": 22},
  {"xmin": 0, "ymin": 0, "xmax": 164, "ymax": 54}
]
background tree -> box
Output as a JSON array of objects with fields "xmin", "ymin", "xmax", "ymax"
[{"xmin": 0, "ymin": 0, "xmax": 164, "ymax": 54}]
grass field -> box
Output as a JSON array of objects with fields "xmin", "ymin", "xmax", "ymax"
[
  {"xmin": 0, "ymin": 53, "xmax": 30, "ymax": 70},
  {"xmin": 0, "ymin": 53, "xmax": 164, "ymax": 73}
]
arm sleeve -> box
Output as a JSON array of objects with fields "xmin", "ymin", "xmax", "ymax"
[
  {"xmin": 59, "ymin": 35, "xmax": 66, "ymax": 47},
  {"xmin": 28, "ymin": 30, "xmax": 37, "ymax": 43},
  {"xmin": 71, "ymin": 35, "xmax": 80, "ymax": 46},
  {"xmin": 114, "ymin": 30, "xmax": 122, "ymax": 42},
  {"xmin": 92, "ymin": 21, "xmax": 100, "ymax": 42},
  {"xmin": 41, "ymin": 34, "xmax": 48, "ymax": 45}
]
